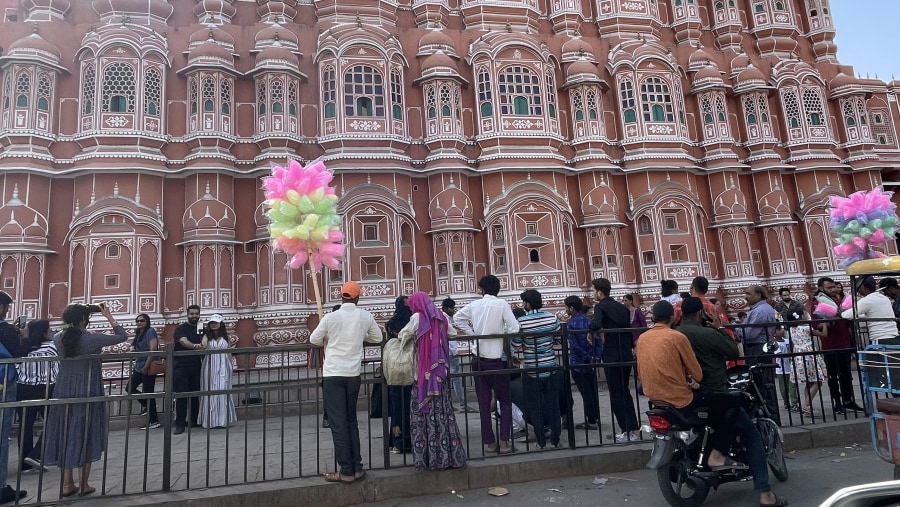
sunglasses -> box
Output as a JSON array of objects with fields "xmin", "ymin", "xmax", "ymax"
[{"xmin": 136, "ymin": 319, "xmax": 146, "ymax": 323}]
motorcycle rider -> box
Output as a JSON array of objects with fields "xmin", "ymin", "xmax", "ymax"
[{"xmin": 637, "ymin": 300, "xmax": 787, "ymax": 507}]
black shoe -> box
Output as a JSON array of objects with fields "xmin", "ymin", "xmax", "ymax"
[
  {"xmin": 0, "ymin": 485, "xmax": 26, "ymax": 503},
  {"xmin": 173, "ymin": 426, "xmax": 185, "ymax": 435},
  {"xmin": 140, "ymin": 406, "xmax": 148, "ymax": 415},
  {"xmin": 844, "ymin": 401, "xmax": 865, "ymax": 412},
  {"xmin": 322, "ymin": 417, "xmax": 330, "ymax": 429}
]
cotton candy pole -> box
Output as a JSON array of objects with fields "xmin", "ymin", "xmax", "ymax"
[
  {"xmin": 829, "ymin": 187, "xmax": 898, "ymax": 269},
  {"xmin": 263, "ymin": 160, "xmax": 345, "ymax": 319}
]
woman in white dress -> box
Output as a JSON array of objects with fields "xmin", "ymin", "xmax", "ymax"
[{"xmin": 199, "ymin": 314, "xmax": 237, "ymax": 429}]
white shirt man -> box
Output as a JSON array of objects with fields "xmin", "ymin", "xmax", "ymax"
[
  {"xmin": 841, "ymin": 282, "xmax": 897, "ymax": 344},
  {"xmin": 453, "ymin": 294, "xmax": 519, "ymax": 359}
]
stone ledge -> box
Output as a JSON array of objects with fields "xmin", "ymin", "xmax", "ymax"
[{"xmin": 83, "ymin": 420, "xmax": 867, "ymax": 507}]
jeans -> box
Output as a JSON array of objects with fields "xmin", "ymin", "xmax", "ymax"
[
  {"xmin": 17, "ymin": 383, "xmax": 52, "ymax": 467},
  {"xmin": 522, "ymin": 372, "xmax": 561, "ymax": 447},
  {"xmin": 571, "ymin": 368, "xmax": 600, "ymax": 424},
  {"xmin": 449, "ymin": 356, "xmax": 466, "ymax": 408},
  {"xmin": 128, "ymin": 371, "xmax": 159, "ymax": 424},
  {"xmin": 323, "ymin": 376, "xmax": 363, "ymax": 476},
  {"xmin": 0, "ymin": 382, "xmax": 16, "ymax": 487},
  {"xmin": 472, "ymin": 358, "xmax": 511, "ymax": 445},
  {"xmin": 687, "ymin": 388, "xmax": 771, "ymax": 493}
]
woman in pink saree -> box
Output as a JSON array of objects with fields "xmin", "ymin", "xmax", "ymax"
[{"xmin": 397, "ymin": 291, "xmax": 467, "ymax": 470}]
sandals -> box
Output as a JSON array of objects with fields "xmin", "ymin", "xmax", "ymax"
[
  {"xmin": 322, "ymin": 472, "xmax": 355, "ymax": 484},
  {"xmin": 354, "ymin": 470, "xmax": 366, "ymax": 481},
  {"xmin": 62, "ymin": 485, "xmax": 78, "ymax": 497},
  {"xmin": 760, "ymin": 494, "xmax": 788, "ymax": 506},
  {"xmin": 79, "ymin": 486, "xmax": 97, "ymax": 497},
  {"xmin": 709, "ymin": 457, "xmax": 748, "ymax": 471}
]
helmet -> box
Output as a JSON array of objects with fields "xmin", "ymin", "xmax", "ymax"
[{"xmin": 0, "ymin": 291, "xmax": 11, "ymax": 305}]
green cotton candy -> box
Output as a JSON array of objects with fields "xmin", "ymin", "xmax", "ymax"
[
  {"xmin": 298, "ymin": 195, "xmax": 315, "ymax": 214},
  {"xmin": 840, "ymin": 233, "xmax": 856, "ymax": 244},
  {"xmin": 870, "ymin": 218, "xmax": 884, "ymax": 230},
  {"xmin": 845, "ymin": 220, "xmax": 860, "ymax": 232},
  {"xmin": 859, "ymin": 227, "xmax": 873, "ymax": 239},
  {"xmin": 285, "ymin": 190, "xmax": 302, "ymax": 205}
]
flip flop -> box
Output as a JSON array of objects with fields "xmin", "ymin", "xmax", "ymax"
[
  {"xmin": 354, "ymin": 471, "xmax": 366, "ymax": 481},
  {"xmin": 760, "ymin": 494, "xmax": 789, "ymax": 506},
  {"xmin": 79, "ymin": 486, "xmax": 97, "ymax": 497},
  {"xmin": 323, "ymin": 472, "xmax": 355, "ymax": 484},
  {"xmin": 710, "ymin": 458, "xmax": 748, "ymax": 471}
]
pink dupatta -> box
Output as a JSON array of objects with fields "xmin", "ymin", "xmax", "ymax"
[{"xmin": 408, "ymin": 291, "xmax": 449, "ymax": 413}]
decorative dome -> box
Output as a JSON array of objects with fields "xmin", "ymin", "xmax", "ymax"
[
  {"xmin": 688, "ymin": 45, "xmax": 717, "ymax": 72},
  {"xmin": 193, "ymin": 0, "xmax": 237, "ymax": 23},
  {"xmin": 580, "ymin": 175, "xmax": 621, "ymax": 226},
  {"xmin": 733, "ymin": 63, "xmax": 768, "ymax": 93},
  {"xmin": 421, "ymin": 51, "xmax": 457, "ymax": 72},
  {"xmin": 829, "ymin": 71, "xmax": 858, "ymax": 91},
  {"xmin": 0, "ymin": 185, "xmax": 49, "ymax": 249},
  {"xmin": 564, "ymin": 59, "xmax": 603, "ymax": 88},
  {"xmin": 255, "ymin": 23, "xmax": 300, "ymax": 52},
  {"xmin": 184, "ymin": 41, "xmax": 235, "ymax": 72},
  {"xmin": 429, "ymin": 178, "xmax": 474, "ymax": 230},
  {"xmin": 91, "ymin": 0, "xmax": 174, "ymax": 23},
  {"xmin": 252, "ymin": 44, "xmax": 301, "ymax": 74},
  {"xmin": 730, "ymin": 53, "xmax": 750, "ymax": 75},
  {"xmin": 561, "ymin": 37, "xmax": 595, "ymax": 63},
  {"xmin": 418, "ymin": 29, "xmax": 456, "ymax": 56},
  {"xmin": 4, "ymin": 32, "xmax": 63, "ymax": 69},
  {"xmin": 189, "ymin": 26, "xmax": 235, "ymax": 52},
  {"xmin": 182, "ymin": 183, "xmax": 236, "ymax": 241}
]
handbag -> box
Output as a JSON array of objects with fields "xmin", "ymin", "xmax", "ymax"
[
  {"xmin": 382, "ymin": 333, "xmax": 416, "ymax": 386},
  {"xmin": 143, "ymin": 357, "xmax": 166, "ymax": 376}
]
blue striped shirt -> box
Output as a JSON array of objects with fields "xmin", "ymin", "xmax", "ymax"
[{"xmin": 513, "ymin": 310, "xmax": 560, "ymax": 377}]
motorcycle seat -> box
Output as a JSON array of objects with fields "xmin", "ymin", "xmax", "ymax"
[{"xmin": 648, "ymin": 402, "xmax": 709, "ymax": 428}]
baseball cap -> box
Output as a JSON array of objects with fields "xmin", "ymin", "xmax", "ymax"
[
  {"xmin": 209, "ymin": 313, "xmax": 224, "ymax": 323},
  {"xmin": 341, "ymin": 281, "xmax": 362, "ymax": 299},
  {"xmin": 681, "ymin": 297, "xmax": 704, "ymax": 316}
]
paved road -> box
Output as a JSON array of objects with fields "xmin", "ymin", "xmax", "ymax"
[{"xmin": 361, "ymin": 444, "xmax": 896, "ymax": 507}]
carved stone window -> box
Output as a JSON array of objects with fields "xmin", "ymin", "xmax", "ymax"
[
  {"xmin": 106, "ymin": 242, "xmax": 120, "ymax": 259},
  {"xmin": 640, "ymin": 77, "xmax": 674, "ymax": 122},
  {"xmin": 498, "ymin": 65, "xmax": 542, "ymax": 116},
  {"xmin": 390, "ymin": 68, "xmax": 403, "ymax": 121},
  {"xmin": 15, "ymin": 72, "xmax": 29, "ymax": 108},
  {"xmin": 620, "ymin": 79, "xmax": 636, "ymax": 123},
  {"xmin": 143, "ymin": 68, "xmax": 161, "ymax": 117},
  {"xmin": 477, "ymin": 67, "xmax": 493, "ymax": 117},
  {"xmin": 101, "ymin": 62, "xmax": 136, "ymax": 113},
  {"xmin": 343, "ymin": 65, "xmax": 384, "ymax": 118},
  {"xmin": 322, "ymin": 65, "xmax": 336, "ymax": 119}
]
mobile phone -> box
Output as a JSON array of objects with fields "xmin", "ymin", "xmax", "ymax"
[{"xmin": 16, "ymin": 316, "xmax": 26, "ymax": 329}]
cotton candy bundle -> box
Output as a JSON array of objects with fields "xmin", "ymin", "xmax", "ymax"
[
  {"xmin": 263, "ymin": 160, "xmax": 345, "ymax": 270},
  {"xmin": 830, "ymin": 187, "xmax": 898, "ymax": 269},
  {"xmin": 814, "ymin": 295, "xmax": 838, "ymax": 318}
]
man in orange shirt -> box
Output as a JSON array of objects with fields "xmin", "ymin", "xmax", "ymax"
[{"xmin": 637, "ymin": 300, "xmax": 786, "ymax": 507}]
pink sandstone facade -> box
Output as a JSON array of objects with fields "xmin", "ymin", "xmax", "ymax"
[{"xmin": 0, "ymin": 0, "xmax": 897, "ymax": 365}]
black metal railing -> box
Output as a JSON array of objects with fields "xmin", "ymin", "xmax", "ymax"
[{"xmin": 0, "ymin": 317, "xmax": 872, "ymax": 504}]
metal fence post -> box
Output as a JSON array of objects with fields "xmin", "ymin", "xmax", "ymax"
[{"xmin": 161, "ymin": 343, "xmax": 175, "ymax": 492}]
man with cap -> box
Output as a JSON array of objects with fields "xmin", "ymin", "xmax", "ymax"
[
  {"xmin": 0, "ymin": 291, "xmax": 26, "ymax": 503},
  {"xmin": 310, "ymin": 281, "xmax": 382, "ymax": 484},
  {"xmin": 637, "ymin": 301, "xmax": 787, "ymax": 507},
  {"xmin": 173, "ymin": 304, "xmax": 205, "ymax": 435}
]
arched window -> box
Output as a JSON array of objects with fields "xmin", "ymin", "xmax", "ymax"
[
  {"xmin": 322, "ymin": 65, "xmax": 336, "ymax": 119},
  {"xmin": 82, "ymin": 66, "xmax": 95, "ymax": 115},
  {"xmin": 477, "ymin": 67, "xmax": 493, "ymax": 118},
  {"xmin": 545, "ymin": 70, "xmax": 557, "ymax": 119},
  {"xmin": 498, "ymin": 65, "xmax": 542, "ymax": 115},
  {"xmin": 189, "ymin": 78, "xmax": 198, "ymax": 114},
  {"xmin": 572, "ymin": 90, "xmax": 585, "ymax": 121},
  {"xmin": 343, "ymin": 65, "xmax": 384, "ymax": 118},
  {"xmin": 620, "ymin": 79, "xmax": 636, "ymax": 124},
  {"xmin": 203, "ymin": 77, "xmax": 216, "ymax": 112},
  {"xmin": 101, "ymin": 62, "xmax": 135, "ymax": 113},
  {"xmin": 529, "ymin": 249, "xmax": 540, "ymax": 263},
  {"xmin": 640, "ymin": 77, "xmax": 674, "ymax": 122},
  {"xmin": 271, "ymin": 78, "xmax": 284, "ymax": 113},
  {"xmin": 288, "ymin": 82, "xmax": 297, "ymax": 117},
  {"xmin": 256, "ymin": 80, "xmax": 266, "ymax": 115},
  {"xmin": 390, "ymin": 68, "xmax": 403, "ymax": 121},
  {"xmin": 143, "ymin": 68, "xmax": 161, "ymax": 117},
  {"xmin": 638, "ymin": 215, "xmax": 653, "ymax": 234},
  {"xmin": 37, "ymin": 75, "xmax": 51, "ymax": 112},
  {"xmin": 586, "ymin": 89, "xmax": 599, "ymax": 120},
  {"xmin": 106, "ymin": 242, "xmax": 120, "ymax": 259},
  {"xmin": 15, "ymin": 73, "xmax": 30, "ymax": 107},
  {"xmin": 440, "ymin": 83, "xmax": 452, "ymax": 117},
  {"xmin": 782, "ymin": 89, "xmax": 800, "ymax": 129},
  {"xmin": 802, "ymin": 87, "xmax": 824, "ymax": 126},
  {"xmin": 221, "ymin": 79, "xmax": 231, "ymax": 115}
]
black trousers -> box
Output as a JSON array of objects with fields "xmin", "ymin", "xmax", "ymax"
[
  {"xmin": 16, "ymin": 383, "xmax": 53, "ymax": 467},
  {"xmin": 824, "ymin": 349, "xmax": 855, "ymax": 403},
  {"xmin": 174, "ymin": 364, "xmax": 201, "ymax": 427},
  {"xmin": 603, "ymin": 344, "xmax": 639, "ymax": 433},
  {"xmin": 323, "ymin": 376, "xmax": 363, "ymax": 476},
  {"xmin": 743, "ymin": 343, "xmax": 782, "ymax": 426},
  {"xmin": 128, "ymin": 370, "xmax": 159, "ymax": 424}
]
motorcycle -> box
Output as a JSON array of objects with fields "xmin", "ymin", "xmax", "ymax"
[{"xmin": 643, "ymin": 363, "xmax": 789, "ymax": 507}]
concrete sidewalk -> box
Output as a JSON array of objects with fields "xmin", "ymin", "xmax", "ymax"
[{"xmin": 75, "ymin": 418, "xmax": 868, "ymax": 507}]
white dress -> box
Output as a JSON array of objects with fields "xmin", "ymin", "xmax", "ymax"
[{"xmin": 199, "ymin": 337, "xmax": 237, "ymax": 428}]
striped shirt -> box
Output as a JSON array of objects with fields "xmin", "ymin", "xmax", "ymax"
[
  {"xmin": 513, "ymin": 310, "xmax": 560, "ymax": 378},
  {"xmin": 16, "ymin": 342, "xmax": 59, "ymax": 386}
]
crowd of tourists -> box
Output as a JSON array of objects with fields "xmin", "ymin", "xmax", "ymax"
[{"xmin": 0, "ymin": 269, "xmax": 894, "ymax": 501}]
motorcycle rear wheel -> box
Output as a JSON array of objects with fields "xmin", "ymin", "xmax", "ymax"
[{"xmin": 656, "ymin": 451, "xmax": 710, "ymax": 507}]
